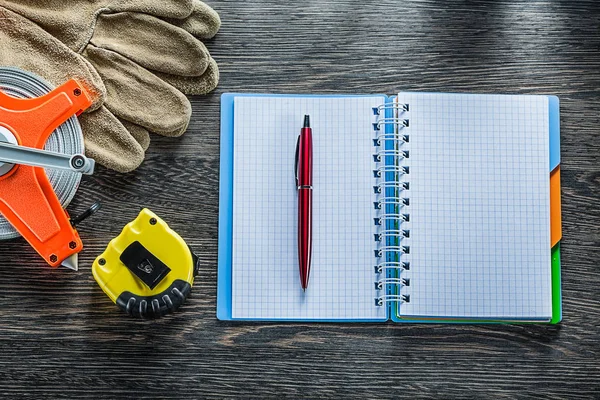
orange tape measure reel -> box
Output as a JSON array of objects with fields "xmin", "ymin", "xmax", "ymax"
[{"xmin": 0, "ymin": 67, "xmax": 97, "ymax": 269}]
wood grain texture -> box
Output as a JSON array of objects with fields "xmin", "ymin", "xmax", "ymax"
[{"xmin": 1, "ymin": 0, "xmax": 599, "ymax": 398}]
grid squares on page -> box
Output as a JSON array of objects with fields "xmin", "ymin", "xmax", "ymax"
[
  {"xmin": 231, "ymin": 96, "xmax": 387, "ymax": 320},
  {"xmin": 398, "ymin": 92, "xmax": 552, "ymax": 320}
]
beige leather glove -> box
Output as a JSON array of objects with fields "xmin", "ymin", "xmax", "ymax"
[
  {"xmin": 0, "ymin": 7, "xmax": 148, "ymax": 172},
  {"xmin": 2, "ymin": 0, "xmax": 221, "ymax": 94},
  {"xmin": 1, "ymin": 0, "xmax": 221, "ymax": 172}
]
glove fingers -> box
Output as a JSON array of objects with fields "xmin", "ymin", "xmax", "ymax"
[
  {"xmin": 165, "ymin": 1, "xmax": 221, "ymax": 39},
  {"xmin": 79, "ymin": 106, "xmax": 145, "ymax": 173},
  {"xmin": 0, "ymin": 7, "xmax": 105, "ymax": 109},
  {"xmin": 154, "ymin": 57, "xmax": 219, "ymax": 95},
  {"xmin": 91, "ymin": 12, "xmax": 210, "ymax": 76},
  {"xmin": 110, "ymin": 0, "xmax": 194, "ymax": 19},
  {"xmin": 120, "ymin": 120, "xmax": 151, "ymax": 151},
  {"xmin": 85, "ymin": 46, "xmax": 192, "ymax": 137}
]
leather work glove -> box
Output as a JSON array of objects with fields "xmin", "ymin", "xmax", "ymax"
[
  {"xmin": 1, "ymin": 0, "xmax": 221, "ymax": 172},
  {"xmin": 0, "ymin": 7, "xmax": 148, "ymax": 172}
]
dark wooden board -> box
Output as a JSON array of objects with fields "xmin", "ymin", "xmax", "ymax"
[{"xmin": 1, "ymin": 0, "xmax": 599, "ymax": 398}]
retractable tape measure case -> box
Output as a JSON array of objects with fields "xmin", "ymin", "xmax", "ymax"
[{"xmin": 93, "ymin": 209, "xmax": 199, "ymax": 318}]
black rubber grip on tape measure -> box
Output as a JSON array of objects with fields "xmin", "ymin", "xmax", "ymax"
[{"xmin": 116, "ymin": 279, "xmax": 192, "ymax": 319}]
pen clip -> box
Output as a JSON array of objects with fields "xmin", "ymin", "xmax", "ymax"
[{"xmin": 294, "ymin": 134, "xmax": 300, "ymax": 187}]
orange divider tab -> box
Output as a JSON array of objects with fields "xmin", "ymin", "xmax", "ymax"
[{"xmin": 550, "ymin": 166, "xmax": 562, "ymax": 247}]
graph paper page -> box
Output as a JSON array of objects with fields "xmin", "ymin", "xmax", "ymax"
[
  {"xmin": 398, "ymin": 92, "xmax": 552, "ymax": 320},
  {"xmin": 231, "ymin": 95, "xmax": 386, "ymax": 320}
]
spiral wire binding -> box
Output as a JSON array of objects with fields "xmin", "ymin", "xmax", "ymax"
[
  {"xmin": 373, "ymin": 181, "xmax": 409, "ymax": 194},
  {"xmin": 372, "ymin": 101, "xmax": 411, "ymax": 309},
  {"xmin": 374, "ymin": 261, "xmax": 410, "ymax": 274},
  {"xmin": 375, "ymin": 278, "xmax": 410, "ymax": 290},
  {"xmin": 0, "ymin": 67, "xmax": 85, "ymax": 240},
  {"xmin": 374, "ymin": 197, "xmax": 410, "ymax": 210},
  {"xmin": 373, "ymin": 149, "xmax": 409, "ymax": 162},
  {"xmin": 372, "ymin": 118, "xmax": 409, "ymax": 131},
  {"xmin": 373, "ymin": 133, "xmax": 409, "ymax": 147},
  {"xmin": 372, "ymin": 103, "xmax": 409, "ymax": 115},
  {"xmin": 374, "ymin": 229, "xmax": 410, "ymax": 242},
  {"xmin": 373, "ymin": 165, "xmax": 409, "ymax": 178}
]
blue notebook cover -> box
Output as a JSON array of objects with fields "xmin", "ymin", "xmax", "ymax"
[{"xmin": 217, "ymin": 93, "xmax": 560, "ymax": 322}]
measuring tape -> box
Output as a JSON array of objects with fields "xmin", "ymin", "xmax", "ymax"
[
  {"xmin": 93, "ymin": 209, "xmax": 199, "ymax": 318},
  {"xmin": 0, "ymin": 67, "xmax": 95, "ymax": 269},
  {"xmin": 0, "ymin": 67, "xmax": 84, "ymax": 240}
]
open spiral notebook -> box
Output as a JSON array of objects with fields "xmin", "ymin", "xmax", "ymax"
[{"xmin": 217, "ymin": 92, "xmax": 562, "ymax": 323}]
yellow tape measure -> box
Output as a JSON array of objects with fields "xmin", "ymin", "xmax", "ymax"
[{"xmin": 92, "ymin": 209, "xmax": 199, "ymax": 318}]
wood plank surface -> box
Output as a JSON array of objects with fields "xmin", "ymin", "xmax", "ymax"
[{"xmin": 0, "ymin": 0, "xmax": 599, "ymax": 398}]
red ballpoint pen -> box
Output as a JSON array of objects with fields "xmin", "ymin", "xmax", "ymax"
[{"xmin": 295, "ymin": 115, "xmax": 313, "ymax": 291}]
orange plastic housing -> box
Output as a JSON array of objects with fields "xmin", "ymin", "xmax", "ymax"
[{"xmin": 0, "ymin": 80, "xmax": 92, "ymax": 267}]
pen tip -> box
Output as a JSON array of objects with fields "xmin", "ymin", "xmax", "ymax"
[{"xmin": 303, "ymin": 115, "xmax": 310, "ymax": 128}]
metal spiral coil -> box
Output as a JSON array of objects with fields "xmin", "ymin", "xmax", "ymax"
[
  {"xmin": 375, "ymin": 277, "xmax": 410, "ymax": 290},
  {"xmin": 0, "ymin": 67, "xmax": 84, "ymax": 240},
  {"xmin": 372, "ymin": 101, "xmax": 411, "ymax": 307},
  {"xmin": 375, "ymin": 294, "xmax": 410, "ymax": 307},
  {"xmin": 372, "ymin": 104, "xmax": 409, "ymax": 115},
  {"xmin": 374, "ymin": 261, "xmax": 410, "ymax": 274}
]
